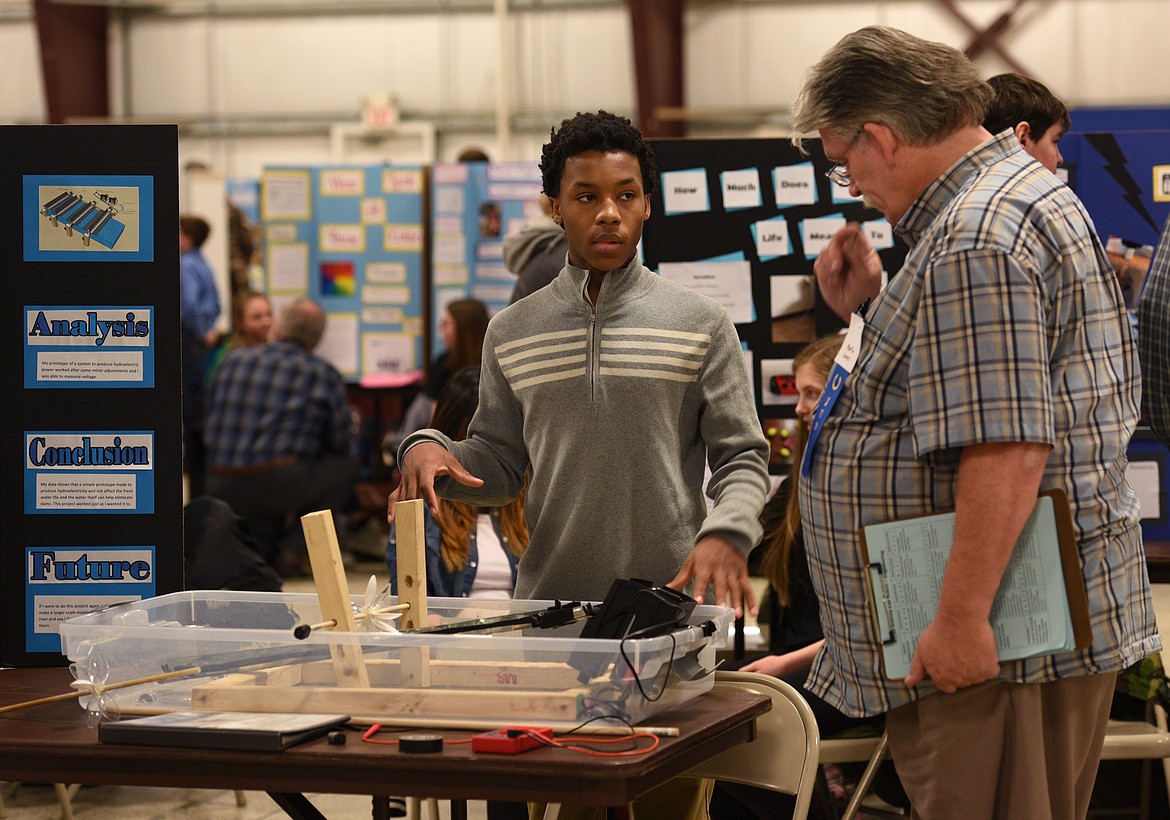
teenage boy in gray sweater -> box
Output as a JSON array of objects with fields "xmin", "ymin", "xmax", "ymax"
[{"xmin": 389, "ymin": 110, "xmax": 770, "ymax": 622}]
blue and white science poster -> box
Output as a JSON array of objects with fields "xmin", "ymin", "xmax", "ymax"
[
  {"xmin": 259, "ymin": 164, "xmax": 427, "ymax": 379},
  {"xmin": 429, "ymin": 161, "xmax": 543, "ymax": 353},
  {"xmin": 2, "ymin": 125, "xmax": 182, "ymax": 666}
]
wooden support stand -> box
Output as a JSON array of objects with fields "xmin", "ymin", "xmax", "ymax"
[
  {"xmin": 392, "ymin": 499, "xmax": 431, "ymax": 687},
  {"xmin": 301, "ymin": 510, "xmax": 370, "ymax": 688},
  {"xmin": 173, "ymin": 502, "xmax": 688, "ymax": 730}
]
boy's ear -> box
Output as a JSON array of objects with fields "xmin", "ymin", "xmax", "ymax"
[
  {"xmin": 1014, "ymin": 121, "xmax": 1032, "ymax": 145},
  {"xmin": 642, "ymin": 192, "xmax": 651, "ymax": 220},
  {"xmin": 549, "ymin": 197, "xmax": 564, "ymax": 226}
]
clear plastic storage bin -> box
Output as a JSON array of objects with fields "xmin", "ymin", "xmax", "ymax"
[{"xmin": 58, "ymin": 590, "xmax": 732, "ymax": 728}]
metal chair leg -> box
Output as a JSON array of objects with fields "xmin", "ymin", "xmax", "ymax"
[{"xmin": 840, "ymin": 731, "xmax": 889, "ymax": 820}]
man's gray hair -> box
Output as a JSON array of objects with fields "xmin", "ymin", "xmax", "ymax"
[
  {"xmin": 791, "ymin": 26, "xmax": 993, "ymax": 150},
  {"xmin": 279, "ymin": 298, "xmax": 327, "ymax": 349}
]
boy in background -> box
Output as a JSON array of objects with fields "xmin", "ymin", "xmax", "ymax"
[{"xmin": 983, "ymin": 72, "xmax": 1070, "ymax": 173}]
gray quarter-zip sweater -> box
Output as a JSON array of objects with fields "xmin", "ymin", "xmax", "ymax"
[{"xmin": 401, "ymin": 255, "xmax": 769, "ymax": 602}]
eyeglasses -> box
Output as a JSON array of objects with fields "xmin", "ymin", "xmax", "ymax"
[
  {"xmin": 825, "ymin": 164, "xmax": 853, "ymax": 188},
  {"xmin": 824, "ymin": 126, "xmax": 865, "ymax": 188}
]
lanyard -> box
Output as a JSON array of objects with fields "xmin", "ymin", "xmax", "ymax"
[{"xmin": 801, "ymin": 313, "xmax": 864, "ymax": 478}]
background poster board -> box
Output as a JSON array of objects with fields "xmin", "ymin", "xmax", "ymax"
[
  {"xmin": 1062, "ymin": 130, "xmax": 1170, "ymax": 249},
  {"xmin": 1060, "ymin": 129, "xmax": 1170, "ymax": 544},
  {"xmin": 1, "ymin": 125, "xmax": 183, "ymax": 666},
  {"xmin": 260, "ymin": 164, "xmax": 427, "ymax": 380},
  {"xmin": 429, "ymin": 161, "xmax": 543, "ymax": 353},
  {"xmin": 642, "ymin": 137, "xmax": 908, "ymax": 475}
]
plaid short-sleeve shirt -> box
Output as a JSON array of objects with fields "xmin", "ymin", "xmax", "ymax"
[{"xmin": 801, "ymin": 131, "xmax": 1160, "ymax": 718}]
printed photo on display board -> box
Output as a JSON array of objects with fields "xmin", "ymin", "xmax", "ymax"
[
  {"xmin": 759, "ymin": 356, "xmax": 801, "ymax": 470},
  {"xmin": 769, "ymin": 275, "xmax": 816, "ymax": 343},
  {"xmin": 22, "ymin": 175, "xmax": 154, "ymax": 262},
  {"xmin": 759, "ymin": 357, "xmax": 798, "ymax": 407},
  {"xmin": 761, "ymin": 417, "xmax": 801, "ymax": 470},
  {"xmin": 320, "ymin": 260, "xmax": 357, "ymax": 296},
  {"xmin": 479, "ymin": 201, "xmax": 502, "ymax": 238}
]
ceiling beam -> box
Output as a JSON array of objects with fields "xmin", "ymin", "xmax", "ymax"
[
  {"xmin": 34, "ymin": 0, "xmax": 110, "ymax": 123},
  {"xmin": 628, "ymin": 0, "xmax": 685, "ymax": 138},
  {"xmin": 934, "ymin": 0, "xmax": 1033, "ymax": 77}
]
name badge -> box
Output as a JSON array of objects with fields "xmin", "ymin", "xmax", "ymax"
[{"xmin": 801, "ymin": 313, "xmax": 864, "ymax": 477}]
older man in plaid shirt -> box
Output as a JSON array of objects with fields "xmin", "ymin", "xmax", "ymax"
[{"xmin": 790, "ymin": 26, "xmax": 1159, "ymax": 818}]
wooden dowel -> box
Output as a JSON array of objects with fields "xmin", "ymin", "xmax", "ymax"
[
  {"xmin": 353, "ymin": 603, "xmax": 410, "ymax": 622},
  {"xmin": 293, "ymin": 619, "xmax": 338, "ymax": 640},
  {"xmin": 0, "ymin": 666, "xmax": 203, "ymax": 715},
  {"xmin": 294, "ymin": 604, "xmax": 409, "ymax": 638},
  {"xmin": 368, "ymin": 602, "xmax": 411, "ymax": 615}
]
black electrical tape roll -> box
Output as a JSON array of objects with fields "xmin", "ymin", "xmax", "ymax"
[{"xmin": 399, "ymin": 733, "xmax": 444, "ymax": 754}]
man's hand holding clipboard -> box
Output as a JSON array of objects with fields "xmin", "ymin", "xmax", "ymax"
[
  {"xmin": 861, "ymin": 445, "xmax": 1092, "ymax": 691},
  {"xmin": 904, "ymin": 605, "xmax": 1002, "ymax": 693}
]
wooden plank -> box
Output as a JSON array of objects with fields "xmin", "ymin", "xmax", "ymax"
[
  {"xmin": 301, "ymin": 510, "xmax": 370, "ymax": 688},
  {"xmin": 297, "ymin": 658, "xmax": 587, "ymax": 690},
  {"xmin": 191, "ymin": 682, "xmax": 586, "ymax": 722},
  {"xmin": 392, "ymin": 499, "xmax": 431, "ymax": 687},
  {"xmin": 243, "ymin": 664, "xmax": 305, "ymax": 687}
]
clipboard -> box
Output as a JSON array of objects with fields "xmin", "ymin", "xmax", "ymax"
[{"xmin": 860, "ymin": 488, "xmax": 1092, "ymax": 680}]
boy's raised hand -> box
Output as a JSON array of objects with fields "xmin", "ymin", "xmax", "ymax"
[{"xmin": 387, "ymin": 442, "xmax": 484, "ymax": 523}]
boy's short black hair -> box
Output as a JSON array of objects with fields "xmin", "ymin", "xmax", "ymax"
[
  {"xmin": 539, "ymin": 110, "xmax": 658, "ymax": 199},
  {"xmin": 983, "ymin": 73, "xmax": 1070, "ymax": 138}
]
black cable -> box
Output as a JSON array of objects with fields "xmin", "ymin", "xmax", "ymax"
[
  {"xmin": 619, "ymin": 630, "xmax": 677, "ymax": 703},
  {"xmin": 611, "ymin": 587, "xmax": 689, "ymax": 702},
  {"xmin": 563, "ymin": 713, "xmax": 636, "ymax": 735}
]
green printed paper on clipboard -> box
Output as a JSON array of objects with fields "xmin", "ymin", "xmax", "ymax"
[{"xmin": 860, "ymin": 488, "xmax": 1092, "ymax": 681}]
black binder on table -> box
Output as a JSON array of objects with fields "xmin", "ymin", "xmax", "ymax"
[
  {"xmin": 860, "ymin": 488, "xmax": 1092, "ymax": 680},
  {"xmin": 98, "ymin": 711, "xmax": 350, "ymax": 752}
]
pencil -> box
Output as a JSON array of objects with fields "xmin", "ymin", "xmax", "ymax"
[{"xmin": 346, "ymin": 714, "xmax": 680, "ymax": 736}]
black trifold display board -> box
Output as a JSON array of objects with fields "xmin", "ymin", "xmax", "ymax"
[
  {"xmin": 642, "ymin": 138, "xmax": 909, "ymax": 475},
  {"xmin": 0, "ymin": 125, "xmax": 183, "ymax": 666}
]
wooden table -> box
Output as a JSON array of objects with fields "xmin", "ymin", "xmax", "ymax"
[{"xmin": 0, "ymin": 667, "xmax": 769, "ymax": 819}]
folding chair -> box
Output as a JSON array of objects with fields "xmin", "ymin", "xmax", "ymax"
[
  {"xmin": 827, "ymin": 701, "xmax": 1170, "ymax": 820},
  {"xmin": 685, "ymin": 670, "xmax": 821, "ymax": 820},
  {"xmin": 1098, "ymin": 701, "xmax": 1170, "ymax": 820}
]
